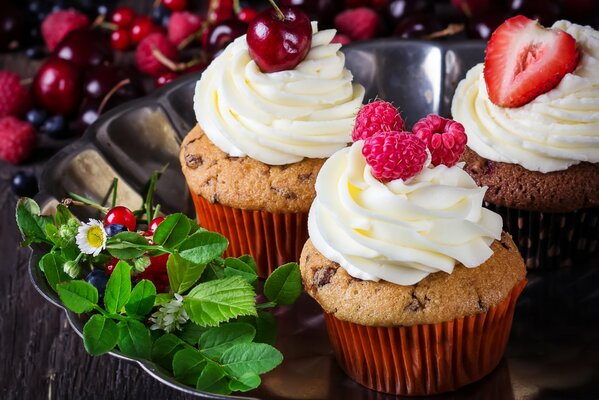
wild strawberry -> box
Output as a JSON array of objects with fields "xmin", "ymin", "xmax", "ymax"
[
  {"xmin": 334, "ymin": 7, "xmax": 380, "ymax": 41},
  {"xmin": 362, "ymin": 131, "xmax": 427, "ymax": 182},
  {"xmin": 412, "ymin": 114, "xmax": 467, "ymax": 167},
  {"xmin": 0, "ymin": 117, "xmax": 36, "ymax": 165},
  {"xmin": 168, "ymin": 11, "xmax": 203, "ymax": 47},
  {"xmin": 41, "ymin": 10, "xmax": 90, "ymax": 51},
  {"xmin": 135, "ymin": 33, "xmax": 180, "ymax": 77},
  {"xmin": 352, "ymin": 100, "xmax": 404, "ymax": 141},
  {"xmin": 0, "ymin": 71, "xmax": 31, "ymax": 118},
  {"xmin": 484, "ymin": 15, "xmax": 579, "ymax": 108}
]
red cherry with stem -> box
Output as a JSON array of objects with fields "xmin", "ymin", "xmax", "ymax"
[
  {"xmin": 104, "ymin": 206, "xmax": 137, "ymax": 232},
  {"xmin": 33, "ymin": 57, "xmax": 82, "ymax": 115},
  {"xmin": 247, "ymin": 4, "xmax": 312, "ymax": 73},
  {"xmin": 53, "ymin": 29, "xmax": 113, "ymax": 68},
  {"xmin": 237, "ymin": 7, "xmax": 258, "ymax": 23},
  {"xmin": 111, "ymin": 29, "xmax": 131, "ymax": 50},
  {"xmin": 130, "ymin": 16, "xmax": 160, "ymax": 44},
  {"xmin": 147, "ymin": 216, "xmax": 166, "ymax": 234},
  {"xmin": 162, "ymin": 0, "xmax": 188, "ymax": 12},
  {"xmin": 111, "ymin": 6, "xmax": 136, "ymax": 28}
]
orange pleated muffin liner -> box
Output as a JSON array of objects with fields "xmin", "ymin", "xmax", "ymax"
[
  {"xmin": 191, "ymin": 191, "xmax": 308, "ymax": 277},
  {"xmin": 323, "ymin": 279, "xmax": 527, "ymax": 396}
]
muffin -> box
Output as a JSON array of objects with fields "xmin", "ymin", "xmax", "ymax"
[
  {"xmin": 299, "ymin": 122, "xmax": 527, "ymax": 396},
  {"xmin": 180, "ymin": 22, "xmax": 365, "ymax": 276},
  {"xmin": 451, "ymin": 18, "xmax": 599, "ymax": 268}
]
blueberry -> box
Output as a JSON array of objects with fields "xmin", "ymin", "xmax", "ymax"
[
  {"xmin": 105, "ymin": 223, "xmax": 127, "ymax": 237},
  {"xmin": 26, "ymin": 108, "xmax": 48, "ymax": 127},
  {"xmin": 25, "ymin": 46, "xmax": 44, "ymax": 59},
  {"xmin": 85, "ymin": 270, "xmax": 109, "ymax": 300},
  {"xmin": 10, "ymin": 171, "xmax": 38, "ymax": 197},
  {"xmin": 97, "ymin": 3, "xmax": 113, "ymax": 16},
  {"xmin": 151, "ymin": 5, "xmax": 171, "ymax": 25},
  {"xmin": 40, "ymin": 115, "xmax": 66, "ymax": 138}
]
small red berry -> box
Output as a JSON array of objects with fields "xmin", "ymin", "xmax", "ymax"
[
  {"xmin": 147, "ymin": 216, "xmax": 166, "ymax": 234},
  {"xmin": 352, "ymin": 100, "xmax": 404, "ymax": 141},
  {"xmin": 110, "ymin": 6, "xmax": 136, "ymax": 29},
  {"xmin": 162, "ymin": 0, "xmax": 188, "ymax": 12},
  {"xmin": 331, "ymin": 33, "xmax": 352, "ymax": 45},
  {"xmin": 167, "ymin": 11, "xmax": 203, "ymax": 47},
  {"xmin": 0, "ymin": 71, "xmax": 32, "ymax": 118},
  {"xmin": 104, "ymin": 206, "xmax": 137, "ymax": 232},
  {"xmin": 362, "ymin": 131, "xmax": 427, "ymax": 182},
  {"xmin": 237, "ymin": 7, "xmax": 258, "ymax": 23},
  {"xmin": 155, "ymin": 72, "xmax": 179, "ymax": 88},
  {"xmin": 0, "ymin": 117, "xmax": 36, "ymax": 165},
  {"xmin": 105, "ymin": 257, "xmax": 119, "ymax": 275},
  {"xmin": 110, "ymin": 29, "xmax": 131, "ymax": 50},
  {"xmin": 41, "ymin": 10, "xmax": 90, "ymax": 51},
  {"xmin": 130, "ymin": 16, "xmax": 159, "ymax": 44},
  {"xmin": 412, "ymin": 114, "xmax": 467, "ymax": 167},
  {"xmin": 136, "ymin": 33, "xmax": 180, "ymax": 77},
  {"xmin": 208, "ymin": 0, "xmax": 234, "ymax": 23}
]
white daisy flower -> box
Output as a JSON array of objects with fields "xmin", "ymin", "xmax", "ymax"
[
  {"xmin": 149, "ymin": 293, "xmax": 189, "ymax": 333},
  {"xmin": 75, "ymin": 219, "xmax": 107, "ymax": 257}
]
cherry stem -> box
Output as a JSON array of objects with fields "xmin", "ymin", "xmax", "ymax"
[
  {"xmin": 424, "ymin": 23, "xmax": 464, "ymax": 40},
  {"xmin": 20, "ymin": 78, "xmax": 33, "ymax": 86},
  {"xmin": 98, "ymin": 79, "xmax": 131, "ymax": 116},
  {"xmin": 93, "ymin": 14, "xmax": 118, "ymax": 31},
  {"xmin": 177, "ymin": 20, "xmax": 211, "ymax": 51},
  {"xmin": 267, "ymin": 0, "xmax": 285, "ymax": 21},
  {"xmin": 152, "ymin": 46, "xmax": 204, "ymax": 72},
  {"xmin": 233, "ymin": 0, "xmax": 241, "ymax": 14}
]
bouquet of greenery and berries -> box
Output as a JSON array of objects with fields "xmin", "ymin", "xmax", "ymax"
[{"xmin": 15, "ymin": 174, "xmax": 302, "ymax": 395}]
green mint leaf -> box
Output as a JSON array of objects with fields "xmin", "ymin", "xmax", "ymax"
[
  {"xmin": 54, "ymin": 204, "xmax": 76, "ymax": 226},
  {"xmin": 220, "ymin": 342, "xmax": 283, "ymax": 378},
  {"xmin": 56, "ymin": 281, "xmax": 98, "ymax": 314},
  {"xmin": 151, "ymin": 333, "xmax": 186, "ymax": 371},
  {"xmin": 172, "ymin": 348, "xmax": 207, "ymax": 386},
  {"xmin": 201, "ymin": 258, "xmax": 225, "ymax": 282},
  {"xmin": 104, "ymin": 260, "xmax": 132, "ymax": 314},
  {"xmin": 224, "ymin": 257, "xmax": 258, "ymax": 286},
  {"xmin": 178, "ymin": 231, "xmax": 228, "ymax": 265},
  {"xmin": 15, "ymin": 198, "xmax": 53, "ymax": 245},
  {"xmin": 153, "ymin": 213, "xmax": 191, "ymax": 248},
  {"xmin": 196, "ymin": 362, "xmax": 230, "ymax": 394},
  {"xmin": 183, "ymin": 276, "xmax": 257, "ymax": 327},
  {"xmin": 82, "ymin": 315, "xmax": 118, "ymax": 356},
  {"xmin": 187, "ymin": 217, "xmax": 200, "ymax": 235},
  {"xmin": 155, "ymin": 293, "xmax": 173, "ymax": 307},
  {"xmin": 125, "ymin": 279, "xmax": 156, "ymax": 317},
  {"xmin": 229, "ymin": 373, "xmax": 261, "ymax": 392},
  {"xmin": 264, "ymin": 262, "xmax": 302, "ymax": 305},
  {"xmin": 167, "ymin": 252, "xmax": 207, "ymax": 294},
  {"xmin": 106, "ymin": 232, "xmax": 148, "ymax": 259},
  {"xmin": 117, "ymin": 320, "xmax": 152, "ymax": 359},
  {"xmin": 177, "ymin": 322, "xmax": 207, "ymax": 345},
  {"xmin": 199, "ymin": 323, "xmax": 256, "ymax": 359},
  {"xmin": 39, "ymin": 252, "xmax": 70, "ymax": 292}
]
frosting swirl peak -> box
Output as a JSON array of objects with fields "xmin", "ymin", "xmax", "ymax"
[
  {"xmin": 193, "ymin": 24, "xmax": 365, "ymax": 165},
  {"xmin": 308, "ymin": 141, "xmax": 503, "ymax": 285}
]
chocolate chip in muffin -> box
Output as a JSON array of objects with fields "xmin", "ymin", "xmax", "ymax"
[{"xmin": 314, "ymin": 266, "xmax": 336, "ymax": 288}]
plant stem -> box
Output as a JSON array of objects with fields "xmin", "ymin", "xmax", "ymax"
[
  {"xmin": 112, "ymin": 179, "xmax": 118, "ymax": 208},
  {"xmin": 64, "ymin": 195, "xmax": 109, "ymax": 213},
  {"xmin": 256, "ymin": 301, "xmax": 277, "ymax": 309},
  {"xmin": 267, "ymin": 0, "xmax": 285, "ymax": 21}
]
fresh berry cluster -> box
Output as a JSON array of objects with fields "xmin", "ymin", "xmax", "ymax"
[{"xmin": 354, "ymin": 100, "xmax": 467, "ymax": 181}]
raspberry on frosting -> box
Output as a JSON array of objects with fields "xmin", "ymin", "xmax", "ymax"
[
  {"xmin": 352, "ymin": 100, "xmax": 405, "ymax": 141},
  {"xmin": 412, "ymin": 114, "xmax": 467, "ymax": 167},
  {"xmin": 362, "ymin": 131, "xmax": 427, "ymax": 182}
]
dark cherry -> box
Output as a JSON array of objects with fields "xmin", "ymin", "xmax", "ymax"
[
  {"xmin": 104, "ymin": 206, "xmax": 136, "ymax": 232},
  {"xmin": 162, "ymin": 0, "xmax": 188, "ymax": 12},
  {"xmin": 204, "ymin": 19, "xmax": 246, "ymax": 54},
  {"xmin": 33, "ymin": 57, "xmax": 82, "ymax": 115},
  {"xmin": 102, "ymin": 70, "xmax": 145, "ymax": 110},
  {"xmin": 279, "ymin": 0, "xmax": 342, "ymax": 27},
  {"xmin": 77, "ymin": 98, "xmax": 100, "ymax": 134},
  {"xmin": 208, "ymin": 0, "xmax": 234, "ymax": 23},
  {"xmin": 393, "ymin": 14, "xmax": 443, "ymax": 39},
  {"xmin": 237, "ymin": 7, "xmax": 258, "ymax": 24},
  {"xmin": 466, "ymin": 11, "xmax": 510, "ymax": 39},
  {"xmin": 509, "ymin": 0, "xmax": 561, "ymax": 25},
  {"xmin": 450, "ymin": 0, "xmax": 494, "ymax": 17},
  {"xmin": 387, "ymin": 0, "xmax": 434, "ymax": 24},
  {"xmin": 53, "ymin": 29, "xmax": 113, "ymax": 68},
  {"xmin": 83, "ymin": 65, "xmax": 122, "ymax": 100},
  {"xmin": 0, "ymin": 4, "xmax": 28, "ymax": 50},
  {"xmin": 247, "ymin": 6, "xmax": 312, "ymax": 73}
]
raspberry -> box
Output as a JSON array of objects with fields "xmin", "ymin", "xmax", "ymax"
[
  {"xmin": 412, "ymin": 114, "xmax": 467, "ymax": 167},
  {"xmin": 0, "ymin": 117, "xmax": 36, "ymax": 165},
  {"xmin": 168, "ymin": 11, "xmax": 203, "ymax": 47},
  {"xmin": 362, "ymin": 131, "xmax": 427, "ymax": 182},
  {"xmin": 331, "ymin": 33, "xmax": 352, "ymax": 45},
  {"xmin": 135, "ymin": 33, "xmax": 180, "ymax": 77},
  {"xmin": 0, "ymin": 71, "xmax": 31, "ymax": 118},
  {"xmin": 352, "ymin": 100, "xmax": 404, "ymax": 141},
  {"xmin": 334, "ymin": 7, "xmax": 380, "ymax": 41},
  {"xmin": 41, "ymin": 10, "xmax": 90, "ymax": 51}
]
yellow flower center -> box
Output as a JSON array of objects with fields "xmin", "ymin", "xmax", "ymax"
[{"xmin": 86, "ymin": 226, "xmax": 105, "ymax": 248}]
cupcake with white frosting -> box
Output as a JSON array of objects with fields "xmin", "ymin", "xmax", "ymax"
[
  {"xmin": 180, "ymin": 18, "xmax": 364, "ymax": 277},
  {"xmin": 300, "ymin": 105, "xmax": 527, "ymax": 396},
  {"xmin": 451, "ymin": 17, "xmax": 599, "ymax": 268}
]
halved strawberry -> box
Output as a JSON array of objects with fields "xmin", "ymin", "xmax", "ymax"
[{"xmin": 484, "ymin": 15, "xmax": 579, "ymax": 108}]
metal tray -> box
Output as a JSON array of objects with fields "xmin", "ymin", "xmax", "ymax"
[{"xmin": 30, "ymin": 40, "xmax": 599, "ymax": 399}]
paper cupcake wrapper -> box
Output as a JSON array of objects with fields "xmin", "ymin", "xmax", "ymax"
[
  {"xmin": 191, "ymin": 191, "xmax": 308, "ymax": 277},
  {"xmin": 486, "ymin": 204, "xmax": 598, "ymax": 269},
  {"xmin": 323, "ymin": 279, "xmax": 527, "ymax": 396}
]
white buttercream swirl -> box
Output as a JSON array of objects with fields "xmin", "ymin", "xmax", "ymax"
[
  {"xmin": 451, "ymin": 21, "xmax": 599, "ymax": 173},
  {"xmin": 308, "ymin": 141, "xmax": 503, "ymax": 286},
  {"xmin": 193, "ymin": 23, "xmax": 365, "ymax": 165}
]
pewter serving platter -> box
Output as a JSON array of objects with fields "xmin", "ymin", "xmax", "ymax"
[{"xmin": 30, "ymin": 40, "xmax": 599, "ymax": 399}]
